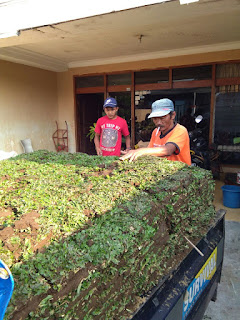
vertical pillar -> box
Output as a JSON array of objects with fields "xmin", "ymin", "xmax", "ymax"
[
  {"xmin": 169, "ymin": 67, "xmax": 173, "ymax": 89},
  {"xmin": 131, "ymin": 72, "xmax": 135, "ymax": 148},
  {"xmin": 104, "ymin": 74, "xmax": 107, "ymax": 100},
  {"xmin": 209, "ymin": 64, "xmax": 216, "ymax": 144}
]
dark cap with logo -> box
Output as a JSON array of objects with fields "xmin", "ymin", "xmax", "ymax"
[{"xmin": 103, "ymin": 97, "xmax": 117, "ymax": 108}]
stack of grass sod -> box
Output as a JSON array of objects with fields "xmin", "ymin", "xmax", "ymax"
[{"xmin": 0, "ymin": 151, "xmax": 216, "ymax": 320}]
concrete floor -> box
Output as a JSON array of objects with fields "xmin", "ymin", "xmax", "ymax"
[
  {"xmin": 213, "ymin": 180, "xmax": 240, "ymax": 222},
  {"xmin": 203, "ymin": 180, "xmax": 240, "ymax": 320}
]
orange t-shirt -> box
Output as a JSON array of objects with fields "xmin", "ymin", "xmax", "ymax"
[{"xmin": 148, "ymin": 123, "xmax": 191, "ymax": 165}]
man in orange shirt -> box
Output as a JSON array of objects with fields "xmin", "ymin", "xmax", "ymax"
[{"xmin": 120, "ymin": 98, "xmax": 191, "ymax": 165}]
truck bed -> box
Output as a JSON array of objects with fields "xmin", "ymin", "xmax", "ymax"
[{"xmin": 130, "ymin": 210, "xmax": 225, "ymax": 320}]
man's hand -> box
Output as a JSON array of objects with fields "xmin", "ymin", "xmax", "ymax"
[
  {"xmin": 120, "ymin": 148, "xmax": 148, "ymax": 162},
  {"xmin": 94, "ymin": 133, "xmax": 102, "ymax": 156},
  {"xmin": 120, "ymin": 149, "xmax": 131, "ymax": 156},
  {"xmin": 120, "ymin": 144, "xmax": 176, "ymax": 162},
  {"xmin": 96, "ymin": 147, "xmax": 102, "ymax": 156}
]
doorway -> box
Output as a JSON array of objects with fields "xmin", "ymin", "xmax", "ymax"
[
  {"xmin": 76, "ymin": 92, "xmax": 131, "ymax": 154},
  {"xmin": 76, "ymin": 93, "xmax": 104, "ymax": 154}
]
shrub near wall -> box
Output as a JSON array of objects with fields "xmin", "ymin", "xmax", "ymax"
[{"xmin": 0, "ymin": 151, "xmax": 215, "ymax": 320}]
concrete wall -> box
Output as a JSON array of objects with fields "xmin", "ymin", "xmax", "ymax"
[
  {"xmin": 56, "ymin": 71, "xmax": 76, "ymax": 153},
  {"xmin": 0, "ymin": 60, "xmax": 58, "ymax": 154},
  {"xmin": 57, "ymin": 49, "xmax": 240, "ymax": 152}
]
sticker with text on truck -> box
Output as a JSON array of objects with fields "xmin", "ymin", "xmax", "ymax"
[{"xmin": 182, "ymin": 247, "xmax": 217, "ymax": 320}]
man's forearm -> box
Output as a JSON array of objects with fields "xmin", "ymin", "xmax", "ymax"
[
  {"xmin": 135, "ymin": 146, "xmax": 169, "ymax": 157},
  {"xmin": 94, "ymin": 134, "xmax": 102, "ymax": 155},
  {"xmin": 144, "ymin": 145, "xmax": 174, "ymax": 157},
  {"xmin": 120, "ymin": 144, "xmax": 176, "ymax": 162},
  {"xmin": 125, "ymin": 135, "xmax": 131, "ymax": 149},
  {"xmin": 94, "ymin": 135, "xmax": 100, "ymax": 148}
]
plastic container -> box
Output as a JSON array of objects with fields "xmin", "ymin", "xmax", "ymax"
[{"xmin": 221, "ymin": 185, "xmax": 240, "ymax": 208}]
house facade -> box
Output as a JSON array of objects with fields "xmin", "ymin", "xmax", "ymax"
[{"xmin": 0, "ymin": 0, "xmax": 239, "ymax": 164}]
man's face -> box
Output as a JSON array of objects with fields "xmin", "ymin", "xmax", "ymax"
[
  {"xmin": 104, "ymin": 107, "xmax": 119, "ymax": 119},
  {"xmin": 152, "ymin": 111, "xmax": 176, "ymax": 135}
]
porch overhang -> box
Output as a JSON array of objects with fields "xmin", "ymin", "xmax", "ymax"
[{"xmin": 0, "ymin": 0, "xmax": 239, "ymax": 72}]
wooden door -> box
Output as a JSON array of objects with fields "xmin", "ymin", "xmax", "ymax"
[{"xmin": 76, "ymin": 93, "xmax": 104, "ymax": 154}]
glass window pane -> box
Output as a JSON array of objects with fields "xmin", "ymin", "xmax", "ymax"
[
  {"xmin": 75, "ymin": 76, "xmax": 104, "ymax": 88},
  {"xmin": 135, "ymin": 69, "xmax": 169, "ymax": 84},
  {"xmin": 108, "ymin": 73, "xmax": 131, "ymax": 86},
  {"xmin": 173, "ymin": 65, "xmax": 212, "ymax": 81},
  {"xmin": 216, "ymin": 63, "xmax": 240, "ymax": 78},
  {"xmin": 214, "ymin": 92, "xmax": 240, "ymax": 164},
  {"xmin": 108, "ymin": 92, "xmax": 131, "ymax": 122},
  {"xmin": 214, "ymin": 92, "xmax": 240, "ymax": 145}
]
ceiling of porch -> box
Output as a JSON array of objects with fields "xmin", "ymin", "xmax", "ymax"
[{"xmin": 0, "ymin": 0, "xmax": 240, "ymax": 72}]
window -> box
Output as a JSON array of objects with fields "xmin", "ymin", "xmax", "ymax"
[
  {"xmin": 173, "ymin": 65, "xmax": 212, "ymax": 81},
  {"xmin": 214, "ymin": 92, "xmax": 240, "ymax": 145},
  {"xmin": 135, "ymin": 69, "xmax": 169, "ymax": 84},
  {"xmin": 216, "ymin": 63, "xmax": 240, "ymax": 78},
  {"xmin": 108, "ymin": 73, "xmax": 131, "ymax": 86},
  {"xmin": 75, "ymin": 76, "xmax": 104, "ymax": 88}
]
